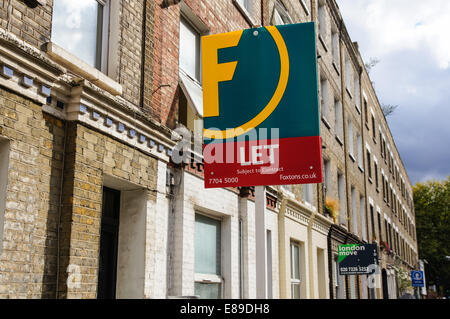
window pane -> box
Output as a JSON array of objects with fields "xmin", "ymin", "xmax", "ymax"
[
  {"xmin": 195, "ymin": 214, "xmax": 221, "ymax": 275},
  {"xmin": 291, "ymin": 243, "xmax": 300, "ymax": 280},
  {"xmin": 52, "ymin": 0, "xmax": 101, "ymax": 68},
  {"xmin": 179, "ymin": 17, "xmax": 200, "ymax": 81},
  {"xmin": 195, "ymin": 282, "xmax": 221, "ymax": 299},
  {"xmin": 303, "ymin": 184, "xmax": 313, "ymax": 204},
  {"xmin": 274, "ymin": 9, "xmax": 284, "ymax": 25}
]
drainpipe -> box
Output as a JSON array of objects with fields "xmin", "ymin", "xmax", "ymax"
[{"xmin": 55, "ymin": 120, "xmax": 68, "ymax": 299}]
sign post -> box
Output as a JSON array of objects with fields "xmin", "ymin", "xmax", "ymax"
[{"xmin": 202, "ymin": 22, "xmax": 323, "ymax": 189}]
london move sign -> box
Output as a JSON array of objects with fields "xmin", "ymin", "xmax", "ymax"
[
  {"xmin": 338, "ymin": 244, "xmax": 379, "ymax": 275},
  {"xmin": 201, "ymin": 22, "xmax": 323, "ymax": 188}
]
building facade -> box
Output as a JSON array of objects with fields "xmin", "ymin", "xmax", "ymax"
[{"xmin": 0, "ymin": 0, "xmax": 418, "ymax": 299}]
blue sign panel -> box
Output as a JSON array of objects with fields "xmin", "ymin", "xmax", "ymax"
[{"xmin": 411, "ymin": 270, "xmax": 424, "ymax": 287}]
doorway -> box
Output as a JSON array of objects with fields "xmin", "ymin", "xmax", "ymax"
[
  {"xmin": 97, "ymin": 187, "xmax": 121, "ymax": 299},
  {"xmin": 382, "ymin": 269, "xmax": 389, "ymax": 299}
]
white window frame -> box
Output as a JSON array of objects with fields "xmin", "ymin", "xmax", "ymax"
[
  {"xmin": 347, "ymin": 119, "xmax": 354, "ymax": 158},
  {"xmin": 302, "ymin": 184, "xmax": 314, "ymax": 208},
  {"xmin": 333, "ymin": 255, "xmax": 339, "ymax": 287},
  {"xmin": 194, "ymin": 213, "xmax": 223, "ymax": 299},
  {"xmin": 290, "ymin": 241, "xmax": 302, "ymax": 299},
  {"xmin": 179, "ymin": 15, "xmax": 202, "ymax": 83},
  {"xmin": 357, "ymin": 132, "xmax": 363, "ymax": 169},
  {"xmin": 345, "ymin": 56, "xmax": 352, "ymax": 95},
  {"xmin": 354, "ymin": 75, "xmax": 360, "ymax": 111},
  {"xmin": 334, "ymin": 98, "xmax": 343, "ymax": 141},
  {"xmin": 178, "ymin": 10, "xmax": 208, "ymax": 134},
  {"xmin": 331, "ymin": 27, "xmax": 340, "ymax": 69},
  {"xmin": 320, "ymin": 77, "xmax": 329, "ymax": 123}
]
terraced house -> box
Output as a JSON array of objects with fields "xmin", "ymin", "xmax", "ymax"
[{"xmin": 0, "ymin": 0, "xmax": 418, "ymax": 299}]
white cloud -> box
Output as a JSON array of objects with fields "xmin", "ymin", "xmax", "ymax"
[
  {"xmin": 336, "ymin": 0, "xmax": 450, "ymax": 183},
  {"xmin": 337, "ymin": 0, "xmax": 450, "ymax": 69}
]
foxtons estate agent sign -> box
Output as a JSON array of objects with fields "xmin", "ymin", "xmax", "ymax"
[
  {"xmin": 201, "ymin": 23, "xmax": 323, "ymax": 188},
  {"xmin": 338, "ymin": 244, "xmax": 379, "ymax": 275}
]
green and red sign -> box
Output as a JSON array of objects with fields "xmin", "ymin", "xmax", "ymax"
[{"xmin": 202, "ymin": 22, "xmax": 322, "ymax": 188}]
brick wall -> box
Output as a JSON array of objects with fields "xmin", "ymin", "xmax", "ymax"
[
  {"xmin": 56, "ymin": 122, "xmax": 159, "ymax": 298},
  {"xmin": 0, "ymin": 0, "xmax": 52, "ymax": 48},
  {"xmin": 116, "ymin": 0, "xmax": 145, "ymax": 106},
  {"xmin": 0, "ymin": 87, "xmax": 63, "ymax": 298}
]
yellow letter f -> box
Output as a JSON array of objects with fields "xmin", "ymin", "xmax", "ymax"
[{"xmin": 202, "ymin": 30, "xmax": 243, "ymax": 118}]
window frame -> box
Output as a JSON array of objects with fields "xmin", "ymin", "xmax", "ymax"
[
  {"xmin": 317, "ymin": 1, "xmax": 327, "ymax": 47},
  {"xmin": 367, "ymin": 150, "xmax": 372, "ymax": 180},
  {"xmin": 331, "ymin": 27, "xmax": 340, "ymax": 72},
  {"xmin": 347, "ymin": 118, "xmax": 355, "ymax": 159},
  {"xmin": 334, "ymin": 97, "xmax": 343, "ymax": 142},
  {"xmin": 354, "ymin": 75, "xmax": 360, "ymax": 112},
  {"xmin": 179, "ymin": 15, "xmax": 202, "ymax": 84},
  {"xmin": 194, "ymin": 212, "xmax": 223, "ymax": 299},
  {"xmin": 51, "ymin": 0, "xmax": 110, "ymax": 73},
  {"xmin": 290, "ymin": 241, "xmax": 302, "ymax": 299},
  {"xmin": 323, "ymin": 158, "xmax": 331, "ymax": 194},
  {"xmin": 320, "ymin": 77, "xmax": 330, "ymax": 125},
  {"xmin": 302, "ymin": 183, "xmax": 314, "ymax": 208},
  {"xmin": 356, "ymin": 132, "xmax": 363, "ymax": 170},
  {"xmin": 233, "ymin": 0, "xmax": 256, "ymax": 25}
]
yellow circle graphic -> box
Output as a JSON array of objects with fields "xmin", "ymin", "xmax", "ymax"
[{"xmin": 203, "ymin": 26, "xmax": 290, "ymax": 139}]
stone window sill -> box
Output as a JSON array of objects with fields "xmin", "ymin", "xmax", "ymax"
[
  {"xmin": 349, "ymin": 153, "xmax": 356, "ymax": 162},
  {"xmin": 43, "ymin": 42, "xmax": 122, "ymax": 96},
  {"xmin": 346, "ymin": 87, "xmax": 353, "ymax": 99},
  {"xmin": 321, "ymin": 116, "xmax": 331, "ymax": 129},
  {"xmin": 335, "ymin": 135, "xmax": 343, "ymax": 146},
  {"xmin": 332, "ymin": 61, "xmax": 340, "ymax": 75},
  {"xmin": 319, "ymin": 34, "xmax": 328, "ymax": 53}
]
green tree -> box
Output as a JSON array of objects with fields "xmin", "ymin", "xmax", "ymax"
[{"xmin": 413, "ymin": 177, "xmax": 450, "ymax": 297}]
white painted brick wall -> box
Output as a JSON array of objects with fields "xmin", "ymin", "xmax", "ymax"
[
  {"xmin": 170, "ymin": 171, "xmax": 242, "ymax": 298},
  {"xmin": 144, "ymin": 161, "xmax": 170, "ymax": 298}
]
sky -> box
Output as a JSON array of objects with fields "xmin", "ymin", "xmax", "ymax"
[{"xmin": 335, "ymin": 0, "xmax": 450, "ymax": 184}]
